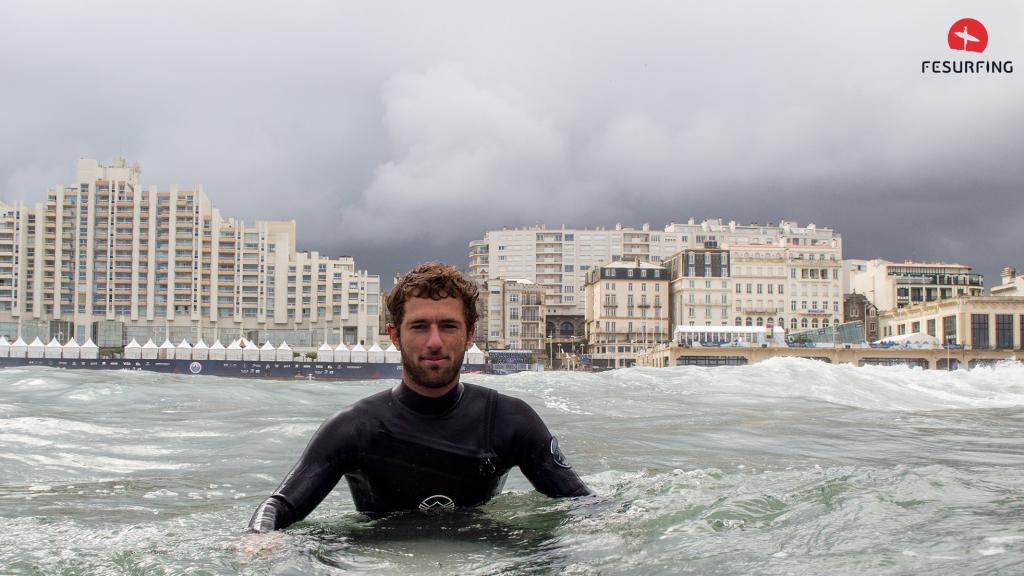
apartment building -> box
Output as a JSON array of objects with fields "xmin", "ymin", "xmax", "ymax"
[
  {"xmin": 483, "ymin": 278, "xmax": 546, "ymax": 351},
  {"xmin": 470, "ymin": 219, "xmax": 843, "ymax": 343},
  {"xmin": 662, "ymin": 219, "xmax": 843, "ymax": 332},
  {"xmin": 469, "ymin": 223, "xmax": 685, "ymax": 318},
  {"xmin": 0, "ymin": 158, "xmax": 379, "ymax": 346},
  {"xmin": 847, "ymin": 259, "xmax": 984, "ymax": 312},
  {"xmin": 584, "ymin": 261, "xmax": 669, "ymax": 368}
]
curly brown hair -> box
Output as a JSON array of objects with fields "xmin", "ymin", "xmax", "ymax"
[{"xmin": 388, "ymin": 262, "xmax": 479, "ymax": 335}]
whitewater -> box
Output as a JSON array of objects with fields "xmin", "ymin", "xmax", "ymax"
[{"xmin": 1, "ymin": 358, "xmax": 1022, "ymax": 575}]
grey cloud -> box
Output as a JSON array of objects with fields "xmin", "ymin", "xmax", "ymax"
[{"xmin": 1, "ymin": 1, "xmax": 1022, "ymax": 285}]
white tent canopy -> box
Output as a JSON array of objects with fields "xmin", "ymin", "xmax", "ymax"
[
  {"xmin": 349, "ymin": 344, "xmax": 367, "ymax": 363},
  {"xmin": 384, "ymin": 343, "xmax": 400, "ymax": 363},
  {"xmin": 259, "ymin": 341, "xmax": 276, "ymax": 362},
  {"xmin": 367, "ymin": 343, "xmax": 385, "ymax": 363},
  {"xmin": 27, "ymin": 337, "xmax": 45, "ymax": 358},
  {"xmin": 466, "ymin": 343, "xmax": 485, "ymax": 365},
  {"xmin": 175, "ymin": 339, "xmax": 193, "ymax": 360},
  {"xmin": 0, "ymin": 336, "xmax": 10, "ymax": 358},
  {"xmin": 63, "ymin": 338, "xmax": 81, "ymax": 359},
  {"xmin": 9, "ymin": 337, "xmax": 27, "ymax": 358},
  {"xmin": 124, "ymin": 339, "xmax": 142, "ymax": 359},
  {"xmin": 80, "ymin": 338, "xmax": 99, "ymax": 359},
  {"xmin": 334, "ymin": 343, "xmax": 350, "ymax": 363},
  {"xmin": 159, "ymin": 339, "xmax": 176, "ymax": 359},
  {"xmin": 192, "ymin": 339, "xmax": 209, "ymax": 360},
  {"xmin": 141, "ymin": 339, "xmax": 159, "ymax": 359},
  {"xmin": 225, "ymin": 339, "xmax": 243, "ymax": 361},
  {"xmin": 317, "ymin": 343, "xmax": 334, "ymax": 363},
  {"xmin": 276, "ymin": 341, "xmax": 292, "ymax": 362},
  {"xmin": 242, "ymin": 339, "xmax": 260, "ymax": 361},
  {"xmin": 45, "ymin": 337, "xmax": 63, "ymax": 358},
  {"xmin": 209, "ymin": 340, "xmax": 226, "ymax": 361}
]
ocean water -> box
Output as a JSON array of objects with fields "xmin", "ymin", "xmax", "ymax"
[{"xmin": 1, "ymin": 358, "xmax": 1023, "ymax": 575}]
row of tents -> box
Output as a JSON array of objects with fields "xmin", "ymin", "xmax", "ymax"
[
  {"xmin": 0, "ymin": 336, "xmax": 100, "ymax": 359},
  {"xmin": 0, "ymin": 335, "xmax": 487, "ymax": 365}
]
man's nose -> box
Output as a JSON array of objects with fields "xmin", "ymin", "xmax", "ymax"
[{"xmin": 426, "ymin": 325, "xmax": 444, "ymax": 348}]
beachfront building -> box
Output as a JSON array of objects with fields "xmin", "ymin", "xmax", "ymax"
[
  {"xmin": 0, "ymin": 157, "xmax": 379, "ymax": 347},
  {"xmin": 847, "ymin": 259, "xmax": 984, "ymax": 312},
  {"xmin": 469, "ymin": 223, "xmax": 682, "ymax": 319},
  {"xmin": 879, "ymin": 295, "xmax": 1024, "ymax": 350},
  {"xmin": 584, "ymin": 261, "xmax": 669, "ymax": 368},
  {"xmin": 991, "ymin": 266, "xmax": 1024, "ymax": 297},
  {"xmin": 471, "ymin": 218, "xmax": 841, "ymax": 329},
  {"xmin": 482, "ymin": 278, "xmax": 546, "ymax": 352},
  {"xmin": 660, "ymin": 219, "xmax": 843, "ymax": 333}
]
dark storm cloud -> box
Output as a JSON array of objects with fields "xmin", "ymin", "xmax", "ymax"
[{"xmin": 1, "ymin": 1, "xmax": 1022, "ymax": 286}]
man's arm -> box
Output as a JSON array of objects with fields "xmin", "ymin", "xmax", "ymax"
[
  {"xmin": 247, "ymin": 411, "xmax": 360, "ymax": 532},
  {"xmin": 502, "ymin": 397, "xmax": 594, "ymax": 498}
]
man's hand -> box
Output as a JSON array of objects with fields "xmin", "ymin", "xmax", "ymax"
[{"xmin": 233, "ymin": 530, "xmax": 286, "ymax": 559}]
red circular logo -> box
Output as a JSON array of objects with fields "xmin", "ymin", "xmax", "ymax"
[{"xmin": 947, "ymin": 18, "xmax": 988, "ymax": 53}]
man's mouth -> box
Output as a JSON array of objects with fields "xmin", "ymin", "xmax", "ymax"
[{"xmin": 422, "ymin": 357, "xmax": 449, "ymax": 368}]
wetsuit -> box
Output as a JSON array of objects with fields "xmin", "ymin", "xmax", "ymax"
[{"xmin": 248, "ymin": 382, "xmax": 592, "ymax": 532}]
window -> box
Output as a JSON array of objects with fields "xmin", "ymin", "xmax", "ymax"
[
  {"xmin": 943, "ymin": 315, "xmax": 957, "ymax": 344},
  {"xmin": 996, "ymin": 314, "xmax": 1013, "ymax": 349},
  {"xmin": 971, "ymin": 314, "xmax": 989, "ymax": 349}
]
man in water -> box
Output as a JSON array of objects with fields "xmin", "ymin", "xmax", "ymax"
[{"xmin": 248, "ymin": 262, "xmax": 592, "ymax": 532}]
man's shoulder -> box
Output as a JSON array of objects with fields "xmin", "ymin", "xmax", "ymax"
[
  {"xmin": 347, "ymin": 386, "xmax": 394, "ymax": 413},
  {"xmin": 321, "ymin": 387, "xmax": 392, "ymax": 426},
  {"xmin": 462, "ymin": 382, "xmax": 536, "ymax": 416}
]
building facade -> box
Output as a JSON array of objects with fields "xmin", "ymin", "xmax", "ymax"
[
  {"xmin": 847, "ymin": 259, "xmax": 984, "ymax": 312},
  {"xmin": 0, "ymin": 158, "xmax": 379, "ymax": 346},
  {"xmin": 470, "ymin": 218, "xmax": 842, "ymax": 334},
  {"xmin": 879, "ymin": 296, "xmax": 1024, "ymax": 350},
  {"xmin": 843, "ymin": 292, "xmax": 880, "ymax": 342},
  {"xmin": 483, "ymin": 278, "xmax": 546, "ymax": 351},
  {"xmin": 661, "ymin": 219, "xmax": 843, "ymax": 333},
  {"xmin": 584, "ymin": 261, "xmax": 669, "ymax": 368}
]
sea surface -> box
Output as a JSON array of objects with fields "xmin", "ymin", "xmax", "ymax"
[{"xmin": 2, "ymin": 358, "xmax": 1023, "ymax": 575}]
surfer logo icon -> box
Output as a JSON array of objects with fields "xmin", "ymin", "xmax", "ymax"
[
  {"xmin": 947, "ymin": 18, "xmax": 988, "ymax": 53},
  {"xmin": 418, "ymin": 494, "xmax": 455, "ymax": 513},
  {"xmin": 550, "ymin": 437, "xmax": 572, "ymax": 469},
  {"xmin": 189, "ymin": 361, "xmax": 202, "ymax": 374}
]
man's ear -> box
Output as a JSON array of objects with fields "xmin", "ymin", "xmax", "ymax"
[
  {"xmin": 386, "ymin": 323, "xmax": 400, "ymax": 350},
  {"xmin": 465, "ymin": 326, "xmax": 475, "ymax": 350}
]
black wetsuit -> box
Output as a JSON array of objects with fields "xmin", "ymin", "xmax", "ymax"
[{"xmin": 248, "ymin": 382, "xmax": 592, "ymax": 532}]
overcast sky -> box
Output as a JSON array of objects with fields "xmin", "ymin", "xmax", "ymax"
[{"xmin": 2, "ymin": 1, "xmax": 1022, "ymax": 288}]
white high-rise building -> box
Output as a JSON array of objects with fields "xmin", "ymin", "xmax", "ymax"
[
  {"xmin": 0, "ymin": 158, "xmax": 379, "ymax": 346},
  {"xmin": 471, "ymin": 219, "xmax": 843, "ymax": 333},
  {"xmin": 469, "ymin": 223, "xmax": 685, "ymax": 317}
]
